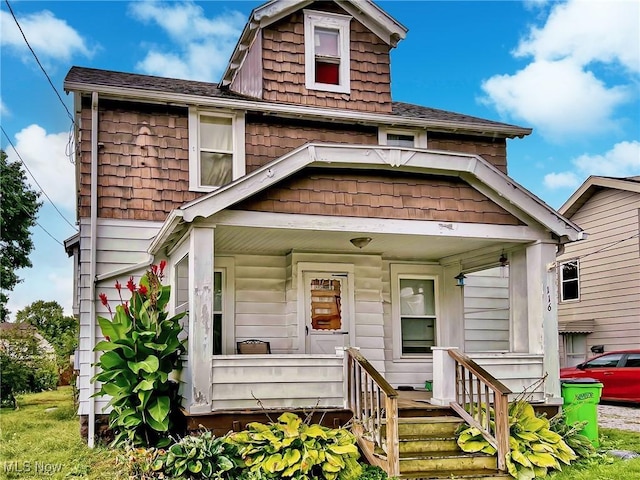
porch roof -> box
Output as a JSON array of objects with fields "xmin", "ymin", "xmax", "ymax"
[{"xmin": 148, "ymin": 144, "xmax": 584, "ymax": 255}]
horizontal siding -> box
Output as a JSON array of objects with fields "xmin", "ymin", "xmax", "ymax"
[
  {"xmin": 558, "ymin": 188, "xmax": 640, "ymax": 353},
  {"xmin": 211, "ymin": 355, "xmax": 343, "ymax": 409},
  {"xmin": 470, "ymin": 354, "xmax": 545, "ymax": 402},
  {"xmin": 77, "ymin": 218, "xmax": 162, "ymax": 415}
]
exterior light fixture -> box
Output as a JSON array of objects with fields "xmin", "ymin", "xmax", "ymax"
[
  {"xmin": 350, "ymin": 237, "xmax": 372, "ymax": 249},
  {"xmin": 499, "ymin": 252, "xmax": 508, "ymax": 266},
  {"xmin": 455, "ymin": 273, "xmax": 466, "ymax": 287}
]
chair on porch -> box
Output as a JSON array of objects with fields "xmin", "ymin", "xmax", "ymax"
[{"xmin": 236, "ymin": 339, "xmax": 271, "ymax": 354}]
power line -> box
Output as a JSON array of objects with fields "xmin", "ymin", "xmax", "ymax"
[
  {"xmin": 1, "ymin": 126, "xmax": 78, "ymax": 230},
  {"xmin": 4, "ymin": 0, "xmax": 75, "ymax": 124}
]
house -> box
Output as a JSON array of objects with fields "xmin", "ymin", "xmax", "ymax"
[
  {"xmin": 63, "ymin": 0, "xmax": 583, "ymax": 474},
  {"xmin": 557, "ymin": 176, "xmax": 640, "ymax": 368}
]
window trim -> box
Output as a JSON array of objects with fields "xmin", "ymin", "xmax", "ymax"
[
  {"xmin": 304, "ymin": 9, "xmax": 351, "ymax": 94},
  {"xmin": 390, "ymin": 263, "xmax": 440, "ymax": 360},
  {"xmin": 559, "ymin": 259, "xmax": 580, "ymax": 302},
  {"xmin": 379, "ymin": 127, "xmax": 428, "ymax": 148},
  {"xmin": 188, "ymin": 108, "xmax": 245, "ymax": 192}
]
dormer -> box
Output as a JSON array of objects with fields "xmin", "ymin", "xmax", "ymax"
[{"xmin": 220, "ymin": 0, "xmax": 407, "ymax": 113}]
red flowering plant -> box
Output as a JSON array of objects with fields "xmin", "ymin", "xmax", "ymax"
[{"xmin": 92, "ymin": 260, "xmax": 186, "ymax": 447}]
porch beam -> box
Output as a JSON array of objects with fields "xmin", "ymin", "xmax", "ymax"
[
  {"xmin": 207, "ymin": 210, "xmax": 548, "ymax": 242},
  {"xmin": 188, "ymin": 226, "xmax": 215, "ymax": 414}
]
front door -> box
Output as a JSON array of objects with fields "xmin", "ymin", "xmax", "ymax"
[{"xmin": 304, "ymin": 272, "xmax": 350, "ymax": 354}]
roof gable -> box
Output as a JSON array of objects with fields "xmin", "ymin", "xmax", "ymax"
[
  {"xmin": 559, "ymin": 175, "xmax": 640, "ymax": 218},
  {"xmin": 220, "ymin": 0, "xmax": 407, "ymax": 88},
  {"xmin": 149, "ymin": 144, "xmax": 582, "ymax": 254}
]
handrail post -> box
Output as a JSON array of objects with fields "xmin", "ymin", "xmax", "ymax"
[
  {"xmin": 385, "ymin": 395, "xmax": 399, "ymax": 477},
  {"xmin": 431, "ymin": 347, "xmax": 458, "ymax": 406},
  {"xmin": 494, "ymin": 390, "xmax": 509, "ymax": 471}
]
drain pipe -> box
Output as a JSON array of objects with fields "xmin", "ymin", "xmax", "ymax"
[{"xmin": 88, "ymin": 91, "xmax": 99, "ymax": 448}]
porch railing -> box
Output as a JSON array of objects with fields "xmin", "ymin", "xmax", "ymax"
[
  {"xmin": 344, "ymin": 348, "xmax": 399, "ymax": 477},
  {"xmin": 448, "ymin": 349, "xmax": 512, "ymax": 471}
]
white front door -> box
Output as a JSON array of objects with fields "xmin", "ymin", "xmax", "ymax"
[{"xmin": 304, "ymin": 272, "xmax": 350, "ymax": 354}]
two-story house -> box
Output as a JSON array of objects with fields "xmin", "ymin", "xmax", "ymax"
[{"xmin": 64, "ymin": 0, "xmax": 583, "ymax": 475}]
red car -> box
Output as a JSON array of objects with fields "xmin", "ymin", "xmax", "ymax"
[{"xmin": 560, "ymin": 350, "xmax": 640, "ymax": 403}]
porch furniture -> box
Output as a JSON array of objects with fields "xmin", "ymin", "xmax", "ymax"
[{"xmin": 236, "ymin": 339, "xmax": 271, "ymax": 354}]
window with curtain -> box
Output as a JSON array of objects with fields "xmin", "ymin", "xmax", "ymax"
[
  {"xmin": 399, "ymin": 277, "xmax": 436, "ymax": 355},
  {"xmin": 199, "ymin": 116, "xmax": 233, "ymax": 187}
]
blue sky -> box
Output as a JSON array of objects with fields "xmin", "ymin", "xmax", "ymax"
[{"xmin": 1, "ymin": 0, "xmax": 639, "ymax": 318}]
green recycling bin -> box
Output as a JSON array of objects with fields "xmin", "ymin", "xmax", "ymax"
[{"xmin": 561, "ymin": 378, "xmax": 603, "ymax": 446}]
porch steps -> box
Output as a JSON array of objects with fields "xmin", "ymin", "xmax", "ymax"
[{"xmin": 380, "ymin": 416, "xmax": 510, "ymax": 480}]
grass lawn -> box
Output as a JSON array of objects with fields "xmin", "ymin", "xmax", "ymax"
[
  {"xmin": 1, "ymin": 388, "xmax": 639, "ymax": 479},
  {"xmin": 0, "ymin": 387, "xmax": 118, "ymax": 479}
]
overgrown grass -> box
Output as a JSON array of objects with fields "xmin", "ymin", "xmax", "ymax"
[
  {"xmin": 0, "ymin": 387, "xmax": 118, "ymax": 479},
  {"xmin": 549, "ymin": 428, "xmax": 640, "ymax": 480}
]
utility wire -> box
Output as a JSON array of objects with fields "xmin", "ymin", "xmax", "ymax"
[
  {"xmin": 577, "ymin": 232, "xmax": 640, "ymax": 260},
  {"xmin": 2, "ymin": 126, "xmax": 78, "ymax": 230},
  {"xmin": 4, "ymin": 0, "xmax": 75, "ymax": 124}
]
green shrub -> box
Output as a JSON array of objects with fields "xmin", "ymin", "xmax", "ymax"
[
  {"xmin": 457, "ymin": 400, "xmax": 577, "ymax": 480},
  {"xmin": 92, "ymin": 262, "xmax": 186, "ymax": 447},
  {"xmin": 0, "ymin": 325, "xmax": 58, "ymax": 408},
  {"xmin": 228, "ymin": 412, "xmax": 362, "ymax": 480}
]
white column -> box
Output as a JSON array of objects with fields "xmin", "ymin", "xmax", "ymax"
[
  {"xmin": 440, "ymin": 262, "xmax": 464, "ymax": 349},
  {"xmin": 509, "ymin": 248, "xmax": 529, "ymax": 353},
  {"xmin": 430, "ymin": 347, "xmax": 458, "ymax": 406},
  {"xmin": 526, "ymin": 241, "xmax": 561, "ymax": 400},
  {"xmin": 187, "ymin": 226, "xmax": 215, "ymax": 414}
]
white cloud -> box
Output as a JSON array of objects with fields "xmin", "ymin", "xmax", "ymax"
[
  {"xmin": 481, "ymin": 0, "xmax": 639, "ymax": 141},
  {"xmin": 6, "ymin": 124, "xmax": 75, "ymax": 210},
  {"xmin": 544, "ymin": 140, "xmax": 640, "ymax": 189},
  {"xmin": 128, "ymin": 1, "xmax": 245, "ymax": 82},
  {"xmin": 515, "ymin": 0, "xmax": 640, "ymax": 74},
  {"xmin": 0, "ymin": 10, "xmax": 91, "ymax": 62},
  {"xmin": 0, "ymin": 98, "xmax": 9, "ymax": 117},
  {"xmin": 482, "ymin": 59, "xmax": 629, "ymax": 140}
]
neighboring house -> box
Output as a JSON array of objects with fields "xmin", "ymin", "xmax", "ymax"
[
  {"xmin": 0, "ymin": 322, "xmax": 56, "ymax": 358},
  {"xmin": 557, "ymin": 176, "xmax": 640, "ymax": 368},
  {"xmin": 64, "ymin": 0, "xmax": 583, "ymax": 470}
]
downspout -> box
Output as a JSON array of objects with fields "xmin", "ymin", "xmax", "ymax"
[{"xmin": 88, "ymin": 91, "xmax": 99, "ymax": 448}]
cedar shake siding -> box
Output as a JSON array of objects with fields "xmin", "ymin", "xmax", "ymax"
[
  {"xmin": 79, "ymin": 100, "xmax": 196, "ymax": 221},
  {"xmin": 233, "ymin": 169, "xmax": 523, "ymax": 225},
  {"xmin": 245, "ymin": 115, "xmax": 378, "ymax": 172},
  {"xmin": 428, "ymin": 132, "xmax": 508, "ymax": 174},
  {"xmin": 261, "ymin": 4, "xmax": 392, "ymax": 112}
]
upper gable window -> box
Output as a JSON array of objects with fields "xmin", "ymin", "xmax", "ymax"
[
  {"xmin": 304, "ymin": 10, "xmax": 351, "ymax": 94},
  {"xmin": 379, "ymin": 128, "xmax": 428, "ymax": 148},
  {"xmin": 188, "ymin": 109, "xmax": 245, "ymax": 192}
]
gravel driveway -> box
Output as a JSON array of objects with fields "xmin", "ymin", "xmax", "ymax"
[{"xmin": 598, "ymin": 403, "xmax": 640, "ymax": 433}]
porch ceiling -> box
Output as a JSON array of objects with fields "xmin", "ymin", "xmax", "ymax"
[{"xmin": 214, "ymin": 225, "xmax": 519, "ymax": 260}]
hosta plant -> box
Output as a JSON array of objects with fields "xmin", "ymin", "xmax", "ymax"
[
  {"xmin": 151, "ymin": 431, "xmax": 242, "ymax": 479},
  {"xmin": 227, "ymin": 412, "xmax": 362, "ymax": 480},
  {"xmin": 457, "ymin": 400, "xmax": 577, "ymax": 480},
  {"xmin": 93, "ymin": 261, "xmax": 186, "ymax": 447}
]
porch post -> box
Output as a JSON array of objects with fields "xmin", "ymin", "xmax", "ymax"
[
  {"xmin": 430, "ymin": 347, "xmax": 458, "ymax": 406},
  {"xmin": 187, "ymin": 226, "xmax": 215, "ymax": 413},
  {"xmin": 526, "ymin": 241, "xmax": 561, "ymax": 401}
]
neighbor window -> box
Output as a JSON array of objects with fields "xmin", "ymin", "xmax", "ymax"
[
  {"xmin": 560, "ymin": 260, "xmax": 579, "ymax": 302},
  {"xmin": 213, "ymin": 270, "xmax": 223, "ymax": 355},
  {"xmin": 188, "ymin": 109, "xmax": 245, "ymax": 191},
  {"xmin": 304, "ymin": 10, "xmax": 351, "ymax": 94}
]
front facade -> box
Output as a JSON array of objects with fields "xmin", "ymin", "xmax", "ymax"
[
  {"xmin": 557, "ymin": 176, "xmax": 640, "ymax": 368},
  {"xmin": 64, "ymin": 0, "xmax": 583, "ymax": 443}
]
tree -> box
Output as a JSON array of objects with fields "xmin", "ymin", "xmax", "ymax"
[
  {"xmin": 16, "ymin": 300, "xmax": 78, "ymax": 370},
  {"xmin": 0, "ymin": 149, "xmax": 42, "ymax": 321}
]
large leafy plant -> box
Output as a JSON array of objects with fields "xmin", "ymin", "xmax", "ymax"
[
  {"xmin": 457, "ymin": 400, "xmax": 577, "ymax": 480},
  {"xmin": 93, "ymin": 261, "xmax": 186, "ymax": 447},
  {"xmin": 228, "ymin": 412, "xmax": 362, "ymax": 480}
]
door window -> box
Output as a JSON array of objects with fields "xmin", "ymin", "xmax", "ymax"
[{"xmin": 310, "ymin": 278, "xmax": 342, "ymax": 331}]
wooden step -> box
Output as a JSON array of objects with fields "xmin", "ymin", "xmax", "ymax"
[
  {"xmin": 398, "ymin": 468, "xmax": 511, "ymax": 480},
  {"xmin": 383, "ymin": 415, "xmax": 465, "ymax": 437},
  {"xmin": 399, "ymin": 450, "xmax": 497, "ymax": 473},
  {"xmin": 398, "ymin": 435, "xmax": 459, "ymax": 453}
]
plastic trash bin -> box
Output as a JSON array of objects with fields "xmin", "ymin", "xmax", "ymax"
[{"xmin": 561, "ymin": 378, "xmax": 603, "ymax": 446}]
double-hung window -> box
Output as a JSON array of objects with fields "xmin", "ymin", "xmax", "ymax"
[
  {"xmin": 560, "ymin": 260, "xmax": 579, "ymax": 302},
  {"xmin": 304, "ymin": 10, "xmax": 351, "ymax": 94},
  {"xmin": 391, "ymin": 264, "xmax": 440, "ymax": 358},
  {"xmin": 188, "ymin": 109, "xmax": 245, "ymax": 192}
]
